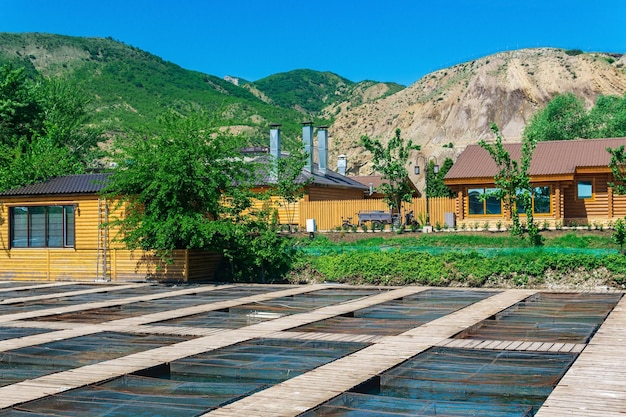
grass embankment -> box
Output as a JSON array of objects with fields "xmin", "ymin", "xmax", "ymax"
[{"xmin": 290, "ymin": 232, "xmax": 626, "ymax": 289}]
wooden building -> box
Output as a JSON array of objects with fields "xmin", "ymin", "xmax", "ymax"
[
  {"xmin": 351, "ymin": 175, "xmax": 421, "ymax": 199},
  {"xmin": 444, "ymin": 137, "xmax": 626, "ymax": 227},
  {"xmin": 0, "ymin": 174, "xmax": 221, "ymax": 282},
  {"xmin": 247, "ymin": 123, "xmax": 369, "ymax": 227}
]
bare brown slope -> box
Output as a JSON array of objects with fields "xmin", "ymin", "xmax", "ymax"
[{"xmin": 329, "ymin": 48, "xmax": 626, "ymax": 186}]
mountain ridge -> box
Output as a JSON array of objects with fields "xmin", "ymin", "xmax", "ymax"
[{"xmin": 1, "ymin": 33, "xmax": 625, "ymax": 186}]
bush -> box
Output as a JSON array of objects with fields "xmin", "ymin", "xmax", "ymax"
[
  {"xmin": 565, "ymin": 49, "xmax": 583, "ymax": 56},
  {"xmin": 300, "ymin": 244, "xmax": 625, "ymax": 288}
]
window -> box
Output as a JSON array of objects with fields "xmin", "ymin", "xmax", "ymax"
[
  {"xmin": 10, "ymin": 206, "xmax": 75, "ymax": 248},
  {"xmin": 577, "ymin": 180, "xmax": 593, "ymax": 199},
  {"xmin": 468, "ymin": 188, "xmax": 502, "ymax": 215},
  {"xmin": 517, "ymin": 186, "xmax": 552, "ymax": 215},
  {"xmin": 533, "ymin": 186, "xmax": 551, "ymax": 214}
]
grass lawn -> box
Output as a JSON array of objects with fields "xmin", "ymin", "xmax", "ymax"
[{"xmin": 288, "ymin": 230, "xmax": 626, "ymax": 290}]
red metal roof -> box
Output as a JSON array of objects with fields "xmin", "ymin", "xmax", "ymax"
[{"xmin": 445, "ymin": 137, "xmax": 626, "ymax": 180}]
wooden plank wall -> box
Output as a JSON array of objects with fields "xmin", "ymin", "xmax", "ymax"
[
  {"xmin": 249, "ymin": 196, "xmax": 300, "ymax": 227},
  {"xmin": 0, "ymin": 196, "xmax": 220, "ymax": 282},
  {"xmin": 299, "ymin": 197, "xmax": 456, "ymax": 231},
  {"xmin": 563, "ymin": 175, "xmax": 610, "ymax": 222}
]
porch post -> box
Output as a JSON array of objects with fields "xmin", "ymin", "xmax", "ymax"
[
  {"xmin": 457, "ymin": 189, "xmax": 465, "ymax": 222},
  {"xmin": 554, "ymin": 183, "xmax": 562, "ymax": 222},
  {"xmin": 608, "ymin": 185, "xmax": 614, "ymax": 219}
]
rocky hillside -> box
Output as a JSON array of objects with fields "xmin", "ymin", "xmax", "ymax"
[{"xmin": 330, "ymin": 48, "xmax": 626, "ymax": 182}]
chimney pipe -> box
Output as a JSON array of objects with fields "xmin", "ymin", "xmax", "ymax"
[
  {"xmin": 337, "ymin": 154, "xmax": 347, "ymax": 176},
  {"xmin": 269, "ymin": 123, "xmax": 281, "ymax": 181},
  {"xmin": 317, "ymin": 126, "xmax": 329, "ymax": 176},
  {"xmin": 302, "ymin": 122, "xmax": 313, "ymax": 172}
]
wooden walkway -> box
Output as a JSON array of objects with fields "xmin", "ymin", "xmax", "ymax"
[
  {"xmin": 0, "ymin": 283, "xmax": 621, "ymax": 415},
  {"xmin": 535, "ymin": 295, "xmax": 626, "ymax": 417}
]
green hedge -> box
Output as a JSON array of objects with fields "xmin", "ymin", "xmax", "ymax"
[{"xmin": 305, "ymin": 250, "xmax": 626, "ymax": 287}]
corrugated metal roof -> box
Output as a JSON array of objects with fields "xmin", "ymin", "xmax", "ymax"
[
  {"xmin": 445, "ymin": 137, "xmax": 626, "ymax": 180},
  {"xmin": 0, "ymin": 173, "xmax": 111, "ymax": 197},
  {"xmin": 250, "ymin": 155, "xmax": 368, "ymax": 191}
]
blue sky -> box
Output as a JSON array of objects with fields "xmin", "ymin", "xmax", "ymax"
[{"xmin": 1, "ymin": 0, "xmax": 624, "ymax": 86}]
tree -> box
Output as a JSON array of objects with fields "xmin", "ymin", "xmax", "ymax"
[
  {"xmin": 479, "ymin": 123, "xmax": 541, "ymax": 245},
  {"xmin": 607, "ymin": 145, "xmax": 626, "ymax": 195},
  {"xmin": 360, "ymin": 128, "xmax": 420, "ymax": 224},
  {"xmin": 271, "ymin": 148, "xmax": 310, "ymax": 233},
  {"xmin": 104, "ymin": 110, "xmax": 256, "ymax": 254},
  {"xmin": 589, "ymin": 94, "xmax": 626, "ymax": 138},
  {"xmin": 0, "ymin": 64, "xmax": 102, "ymax": 192},
  {"xmin": 103, "ymin": 109, "xmax": 300, "ymax": 281},
  {"xmin": 523, "ymin": 93, "xmax": 591, "ymax": 142},
  {"xmin": 524, "ymin": 92, "xmax": 626, "ymax": 142},
  {"xmin": 425, "ymin": 157, "xmax": 455, "ymax": 198}
]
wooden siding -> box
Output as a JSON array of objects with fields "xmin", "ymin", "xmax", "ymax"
[
  {"xmin": 307, "ymin": 186, "xmax": 365, "ymax": 201},
  {"xmin": 299, "ymin": 197, "xmax": 456, "ymax": 231},
  {"xmin": 563, "ymin": 175, "xmax": 610, "ymax": 222},
  {"xmin": 0, "ymin": 196, "xmax": 220, "ymax": 282},
  {"xmin": 449, "ymin": 173, "xmax": 626, "ymax": 227},
  {"xmin": 249, "ymin": 196, "xmax": 300, "ymax": 226}
]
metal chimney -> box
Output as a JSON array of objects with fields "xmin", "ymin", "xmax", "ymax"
[
  {"xmin": 317, "ymin": 126, "xmax": 329, "ymax": 176},
  {"xmin": 302, "ymin": 121, "xmax": 313, "ymax": 172},
  {"xmin": 269, "ymin": 123, "xmax": 281, "ymax": 181},
  {"xmin": 337, "ymin": 154, "xmax": 347, "ymax": 176}
]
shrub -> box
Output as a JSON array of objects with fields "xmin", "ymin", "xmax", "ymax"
[
  {"xmin": 565, "ymin": 49, "xmax": 583, "ymax": 56},
  {"xmin": 613, "ymin": 218, "xmax": 626, "ymax": 253}
]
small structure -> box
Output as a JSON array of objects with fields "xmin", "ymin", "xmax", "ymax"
[
  {"xmin": 248, "ymin": 124, "xmax": 369, "ymax": 228},
  {"xmin": 444, "ymin": 137, "xmax": 626, "ymax": 227},
  {"xmin": 351, "ymin": 175, "xmax": 421, "ymax": 199},
  {"xmin": 0, "ymin": 174, "xmax": 221, "ymax": 282}
]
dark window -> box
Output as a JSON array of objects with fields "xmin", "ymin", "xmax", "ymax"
[
  {"xmin": 468, "ymin": 188, "xmax": 484, "ymax": 215},
  {"xmin": 517, "ymin": 187, "xmax": 552, "ymax": 215},
  {"xmin": 468, "ymin": 188, "xmax": 501, "ymax": 215},
  {"xmin": 533, "ymin": 186, "xmax": 551, "ymax": 214},
  {"xmin": 10, "ymin": 206, "xmax": 75, "ymax": 248}
]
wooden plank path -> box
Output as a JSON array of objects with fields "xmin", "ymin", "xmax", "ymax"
[
  {"xmin": 0, "ymin": 282, "xmax": 148, "ymax": 305},
  {"xmin": 203, "ymin": 289, "xmax": 537, "ymax": 417},
  {"xmin": 0, "ymin": 281, "xmax": 88, "ymax": 294},
  {"xmin": 535, "ymin": 295, "xmax": 626, "ymax": 417},
  {"xmin": 0, "ymin": 284, "xmax": 622, "ymax": 416},
  {"xmin": 0, "ymin": 285, "xmax": 490, "ymax": 409}
]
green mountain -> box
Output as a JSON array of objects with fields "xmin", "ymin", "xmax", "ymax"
[
  {"xmin": 251, "ymin": 69, "xmax": 404, "ymax": 116},
  {"xmin": 0, "ymin": 33, "xmax": 404, "ymax": 149}
]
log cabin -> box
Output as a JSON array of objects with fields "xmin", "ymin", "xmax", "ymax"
[
  {"xmin": 0, "ymin": 173, "xmax": 221, "ymax": 282},
  {"xmin": 443, "ymin": 137, "xmax": 626, "ymax": 228}
]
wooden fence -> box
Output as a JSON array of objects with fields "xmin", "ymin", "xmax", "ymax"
[{"xmin": 299, "ymin": 197, "xmax": 456, "ymax": 231}]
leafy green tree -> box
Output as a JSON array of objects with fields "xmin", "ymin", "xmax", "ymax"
[
  {"xmin": 360, "ymin": 128, "xmax": 420, "ymax": 222},
  {"xmin": 425, "ymin": 157, "xmax": 455, "ymax": 198},
  {"xmin": 479, "ymin": 123, "xmax": 541, "ymax": 245},
  {"xmin": 607, "ymin": 145, "xmax": 626, "ymax": 195},
  {"xmin": 523, "ymin": 93, "xmax": 591, "ymax": 142},
  {"xmin": 0, "ymin": 64, "xmax": 102, "ymax": 192},
  {"xmin": 270, "ymin": 148, "xmax": 310, "ymax": 233},
  {"xmin": 104, "ymin": 109, "xmax": 300, "ymax": 281},
  {"xmin": 612, "ymin": 218, "xmax": 626, "ymax": 254},
  {"xmin": 589, "ymin": 94, "xmax": 626, "ymax": 138},
  {"xmin": 104, "ymin": 110, "xmax": 256, "ymax": 254}
]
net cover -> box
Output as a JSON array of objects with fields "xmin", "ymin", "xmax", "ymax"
[
  {"xmin": 456, "ymin": 292, "xmax": 623, "ymax": 343},
  {"xmin": 7, "ymin": 338, "xmax": 368, "ymax": 417},
  {"xmin": 301, "ymin": 347, "xmax": 576, "ymax": 417},
  {"xmin": 293, "ymin": 289, "xmax": 497, "ymax": 336}
]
